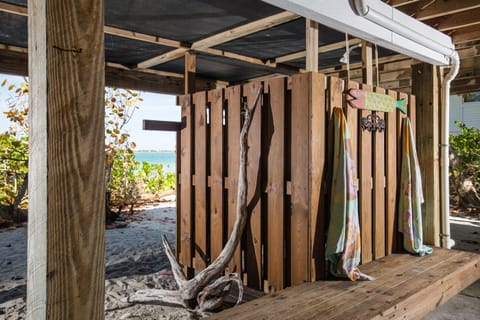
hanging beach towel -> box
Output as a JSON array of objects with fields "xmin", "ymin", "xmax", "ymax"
[
  {"xmin": 325, "ymin": 108, "xmax": 374, "ymax": 281},
  {"xmin": 398, "ymin": 118, "xmax": 433, "ymax": 256}
]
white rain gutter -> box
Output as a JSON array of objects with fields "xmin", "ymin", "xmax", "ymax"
[
  {"xmin": 263, "ymin": 0, "xmax": 459, "ymax": 248},
  {"xmin": 353, "ymin": 0, "xmax": 459, "ymax": 249},
  {"xmin": 439, "ymin": 52, "xmax": 459, "ymax": 248}
]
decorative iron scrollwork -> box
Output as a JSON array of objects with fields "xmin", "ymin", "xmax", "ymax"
[{"xmin": 361, "ymin": 113, "xmax": 385, "ymax": 133}]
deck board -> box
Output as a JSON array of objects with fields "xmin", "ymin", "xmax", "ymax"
[{"xmin": 208, "ymin": 249, "xmax": 480, "ymax": 320}]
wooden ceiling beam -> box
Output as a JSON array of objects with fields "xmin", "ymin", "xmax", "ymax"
[
  {"xmin": 0, "ymin": 1, "xmax": 298, "ymax": 73},
  {"xmin": 0, "ymin": 1, "xmax": 185, "ymax": 48},
  {"xmin": 0, "ymin": 1, "xmax": 26, "ymax": 15},
  {"xmin": 400, "ymin": 0, "xmax": 480, "ymax": 21},
  {"xmin": 424, "ymin": 8, "xmax": 480, "ymax": 32},
  {"xmin": 274, "ymin": 38, "xmax": 362, "ymax": 64},
  {"xmin": 452, "ymin": 25, "xmax": 480, "ymax": 44},
  {"xmin": 137, "ymin": 11, "xmax": 300, "ymax": 69},
  {"xmin": 383, "ymin": 0, "xmax": 421, "ymax": 8},
  {"xmin": 0, "ymin": 45, "xmax": 217, "ymax": 95},
  {"xmin": 103, "ymin": 26, "xmax": 184, "ymax": 48}
]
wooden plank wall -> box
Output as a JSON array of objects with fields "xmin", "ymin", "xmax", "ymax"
[{"xmin": 177, "ymin": 72, "xmax": 416, "ymax": 292}]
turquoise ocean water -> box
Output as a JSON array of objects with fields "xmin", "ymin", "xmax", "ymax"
[{"xmin": 135, "ymin": 151, "xmax": 176, "ymax": 172}]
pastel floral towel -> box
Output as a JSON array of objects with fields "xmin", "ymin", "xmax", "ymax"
[
  {"xmin": 325, "ymin": 108, "xmax": 374, "ymax": 281},
  {"xmin": 398, "ymin": 118, "xmax": 433, "ymax": 256}
]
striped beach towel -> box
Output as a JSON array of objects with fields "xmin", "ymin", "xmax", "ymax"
[
  {"xmin": 325, "ymin": 108, "xmax": 374, "ymax": 281},
  {"xmin": 398, "ymin": 118, "xmax": 433, "ymax": 256}
]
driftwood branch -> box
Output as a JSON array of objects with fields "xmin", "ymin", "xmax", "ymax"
[{"xmin": 129, "ymin": 87, "xmax": 262, "ymax": 313}]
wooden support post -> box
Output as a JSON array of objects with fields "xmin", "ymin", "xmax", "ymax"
[
  {"xmin": 290, "ymin": 72, "xmax": 326, "ymax": 285},
  {"xmin": 361, "ymin": 41, "xmax": 373, "ymax": 85},
  {"xmin": 305, "ymin": 19, "xmax": 319, "ymax": 72},
  {"xmin": 27, "ymin": 0, "xmax": 105, "ymax": 319},
  {"xmin": 411, "ymin": 63, "xmax": 440, "ymax": 247},
  {"xmin": 185, "ymin": 52, "xmax": 196, "ymax": 95}
]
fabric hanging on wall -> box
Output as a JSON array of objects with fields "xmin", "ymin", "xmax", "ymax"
[
  {"xmin": 398, "ymin": 118, "xmax": 433, "ymax": 256},
  {"xmin": 325, "ymin": 108, "xmax": 374, "ymax": 281}
]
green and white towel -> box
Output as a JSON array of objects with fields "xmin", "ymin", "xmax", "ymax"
[
  {"xmin": 325, "ymin": 108, "xmax": 374, "ymax": 281},
  {"xmin": 398, "ymin": 118, "xmax": 433, "ymax": 256}
]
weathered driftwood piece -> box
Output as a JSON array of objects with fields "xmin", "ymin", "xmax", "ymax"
[{"xmin": 130, "ymin": 88, "xmax": 262, "ymax": 313}]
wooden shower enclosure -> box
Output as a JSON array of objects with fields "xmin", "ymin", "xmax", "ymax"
[{"xmin": 176, "ymin": 71, "xmax": 416, "ymax": 293}]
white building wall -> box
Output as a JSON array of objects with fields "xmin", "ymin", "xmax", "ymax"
[{"xmin": 449, "ymin": 94, "xmax": 480, "ymax": 135}]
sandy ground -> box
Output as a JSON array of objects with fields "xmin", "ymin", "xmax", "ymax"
[
  {"xmin": 0, "ymin": 206, "xmax": 479, "ymax": 319},
  {"xmin": 0, "ymin": 201, "xmax": 198, "ymax": 320}
]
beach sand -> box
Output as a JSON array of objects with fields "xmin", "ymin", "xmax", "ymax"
[
  {"xmin": 1, "ymin": 203, "xmax": 479, "ymax": 319},
  {"xmin": 0, "ymin": 201, "xmax": 197, "ymax": 320}
]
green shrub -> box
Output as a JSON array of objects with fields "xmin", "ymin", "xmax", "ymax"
[
  {"xmin": 449, "ymin": 121, "xmax": 480, "ymax": 206},
  {"xmin": 138, "ymin": 161, "xmax": 176, "ymax": 194},
  {"xmin": 0, "ymin": 132, "xmax": 28, "ymax": 206}
]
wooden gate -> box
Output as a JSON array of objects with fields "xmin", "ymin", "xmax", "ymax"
[{"xmin": 176, "ymin": 72, "xmax": 416, "ymax": 292}]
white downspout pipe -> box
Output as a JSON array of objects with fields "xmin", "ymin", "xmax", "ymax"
[
  {"xmin": 353, "ymin": 0, "xmax": 460, "ymax": 248},
  {"xmin": 440, "ymin": 51, "xmax": 460, "ymax": 249}
]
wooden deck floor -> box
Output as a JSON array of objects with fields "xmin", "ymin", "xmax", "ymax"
[{"xmin": 208, "ymin": 249, "xmax": 480, "ymax": 320}]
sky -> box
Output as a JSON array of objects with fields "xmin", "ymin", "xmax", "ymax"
[{"xmin": 0, "ymin": 73, "xmax": 179, "ymax": 151}]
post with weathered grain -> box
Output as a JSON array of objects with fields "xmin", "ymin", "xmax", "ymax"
[
  {"xmin": 305, "ymin": 19, "xmax": 319, "ymax": 72},
  {"xmin": 411, "ymin": 63, "xmax": 440, "ymax": 247},
  {"xmin": 27, "ymin": 0, "xmax": 105, "ymax": 319}
]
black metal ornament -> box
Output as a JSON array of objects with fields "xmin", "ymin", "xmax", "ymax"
[{"xmin": 361, "ymin": 112, "xmax": 385, "ymax": 133}]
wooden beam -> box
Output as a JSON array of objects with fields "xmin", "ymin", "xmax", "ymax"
[
  {"xmin": 400, "ymin": 0, "xmax": 480, "ymax": 21},
  {"xmin": 424, "ymin": 8, "xmax": 480, "ymax": 32},
  {"xmin": 275, "ymin": 38, "xmax": 362, "ymax": 64},
  {"xmin": 0, "ymin": 1, "xmax": 298, "ymax": 73},
  {"xmin": 411, "ymin": 62, "xmax": 440, "ymax": 247},
  {"xmin": 137, "ymin": 11, "xmax": 299, "ymax": 68},
  {"xmin": 192, "ymin": 11, "xmax": 299, "ymax": 49},
  {"xmin": 0, "ymin": 1, "xmax": 26, "ymax": 15},
  {"xmin": 27, "ymin": 0, "xmax": 105, "ymax": 319},
  {"xmin": 0, "ymin": 46, "xmax": 217, "ymax": 94},
  {"xmin": 103, "ymin": 26, "xmax": 183, "ymax": 48},
  {"xmin": 384, "ymin": 0, "xmax": 421, "ymax": 7},
  {"xmin": 184, "ymin": 52, "xmax": 196, "ymax": 95},
  {"xmin": 305, "ymin": 19, "xmax": 319, "ymax": 72},
  {"xmin": 362, "ymin": 40, "xmax": 373, "ymax": 85},
  {"xmin": 142, "ymin": 120, "xmax": 182, "ymax": 131},
  {"xmin": 0, "ymin": 46, "xmax": 28, "ymax": 75},
  {"xmin": 452, "ymin": 25, "xmax": 480, "ymax": 44}
]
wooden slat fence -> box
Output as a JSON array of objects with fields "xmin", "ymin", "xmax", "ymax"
[{"xmin": 177, "ymin": 72, "xmax": 416, "ymax": 292}]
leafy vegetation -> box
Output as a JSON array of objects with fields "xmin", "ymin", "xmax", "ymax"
[
  {"xmin": 104, "ymin": 87, "xmax": 142, "ymax": 214},
  {"xmin": 449, "ymin": 121, "xmax": 480, "ymax": 207},
  {"xmin": 138, "ymin": 161, "xmax": 176, "ymax": 194},
  {"xmin": 1, "ymin": 79, "xmax": 176, "ymax": 227}
]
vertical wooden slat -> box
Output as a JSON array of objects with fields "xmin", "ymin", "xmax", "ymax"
[
  {"xmin": 305, "ymin": 19, "xmax": 319, "ymax": 72},
  {"xmin": 385, "ymin": 89, "xmax": 398, "ymax": 255},
  {"xmin": 290, "ymin": 73, "xmax": 310, "ymax": 285},
  {"xmin": 194, "ymin": 91, "xmax": 208, "ymax": 270},
  {"xmin": 226, "ymin": 85, "xmax": 242, "ymax": 274},
  {"xmin": 209, "ymin": 89, "xmax": 224, "ymax": 262},
  {"xmin": 359, "ymin": 83, "xmax": 373, "ymax": 264},
  {"xmin": 397, "ymin": 92, "xmax": 409, "ymax": 251},
  {"xmin": 327, "ymin": 76, "xmax": 343, "ymax": 192},
  {"xmin": 412, "ymin": 63, "xmax": 440, "ymax": 247},
  {"xmin": 180, "ymin": 95, "xmax": 193, "ymax": 269},
  {"xmin": 184, "ymin": 52, "xmax": 196, "ymax": 95},
  {"xmin": 408, "ymin": 94, "xmax": 417, "ymax": 136},
  {"xmin": 361, "ymin": 41, "xmax": 373, "ymax": 85},
  {"xmin": 265, "ymin": 78, "xmax": 285, "ymax": 291},
  {"xmin": 176, "ymin": 128, "xmax": 181, "ymax": 258},
  {"xmin": 27, "ymin": 0, "xmax": 105, "ymax": 317},
  {"xmin": 345, "ymin": 80, "xmax": 359, "ymax": 184},
  {"xmin": 373, "ymin": 87, "xmax": 386, "ymax": 259},
  {"xmin": 244, "ymin": 81, "xmax": 263, "ymax": 290},
  {"xmin": 309, "ymin": 73, "xmax": 326, "ymax": 281}
]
